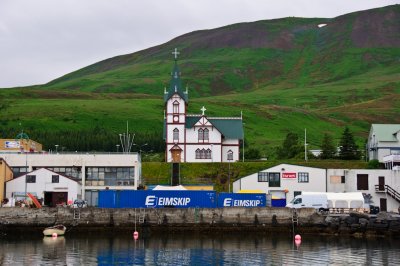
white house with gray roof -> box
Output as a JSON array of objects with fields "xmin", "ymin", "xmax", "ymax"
[
  {"xmin": 163, "ymin": 49, "xmax": 243, "ymax": 163},
  {"xmin": 368, "ymin": 124, "xmax": 400, "ymax": 168}
]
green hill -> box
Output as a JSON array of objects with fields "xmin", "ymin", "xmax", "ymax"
[{"xmin": 0, "ymin": 5, "xmax": 399, "ymax": 157}]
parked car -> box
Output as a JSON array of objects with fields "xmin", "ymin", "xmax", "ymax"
[{"xmin": 73, "ymin": 199, "xmax": 88, "ymax": 208}]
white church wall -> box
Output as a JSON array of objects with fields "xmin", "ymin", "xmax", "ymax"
[
  {"xmin": 222, "ymin": 145, "xmax": 240, "ymax": 162},
  {"xmin": 185, "ymin": 144, "xmax": 222, "ymax": 162},
  {"xmin": 185, "ymin": 126, "xmax": 222, "ymax": 144}
]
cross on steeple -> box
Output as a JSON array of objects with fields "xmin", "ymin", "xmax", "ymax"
[
  {"xmin": 172, "ymin": 48, "xmax": 180, "ymax": 60},
  {"xmin": 201, "ymin": 106, "xmax": 206, "ymax": 116}
]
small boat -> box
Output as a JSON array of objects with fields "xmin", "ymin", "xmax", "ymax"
[{"xmin": 43, "ymin": 225, "xmax": 66, "ymax": 237}]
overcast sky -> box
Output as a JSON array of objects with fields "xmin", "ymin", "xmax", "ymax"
[{"xmin": 0, "ymin": 0, "xmax": 398, "ymax": 88}]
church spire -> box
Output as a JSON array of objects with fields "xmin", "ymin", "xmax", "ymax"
[{"xmin": 164, "ymin": 48, "xmax": 188, "ymax": 103}]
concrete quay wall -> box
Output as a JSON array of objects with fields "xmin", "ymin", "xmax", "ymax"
[{"xmin": 0, "ymin": 207, "xmax": 399, "ymax": 238}]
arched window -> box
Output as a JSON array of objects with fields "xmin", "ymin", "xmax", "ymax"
[
  {"xmin": 201, "ymin": 148, "xmax": 206, "ymax": 159},
  {"xmin": 173, "ymin": 128, "xmax": 179, "ymax": 142},
  {"xmin": 173, "ymin": 101, "xmax": 179, "ymax": 114},
  {"xmin": 198, "ymin": 128, "xmax": 204, "ymax": 141},
  {"xmin": 203, "ymin": 128, "xmax": 209, "ymax": 141},
  {"xmin": 227, "ymin": 150, "xmax": 233, "ymax": 161},
  {"xmin": 195, "ymin": 149, "xmax": 201, "ymax": 159},
  {"xmin": 206, "ymin": 149, "xmax": 212, "ymax": 159}
]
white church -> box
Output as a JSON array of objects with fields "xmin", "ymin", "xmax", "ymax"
[{"xmin": 164, "ymin": 49, "xmax": 244, "ymax": 163}]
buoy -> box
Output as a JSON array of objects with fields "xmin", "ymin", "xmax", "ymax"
[
  {"xmin": 295, "ymin": 239, "xmax": 302, "ymax": 247},
  {"xmin": 52, "ymin": 233, "xmax": 58, "ymax": 238},
  {"xmin": 294, "ymin": 234, "xmax": 301, "ymax": 240},
  {"xmin": 133, "ymin": 231, "xmax": 139, "ymax": 240}
]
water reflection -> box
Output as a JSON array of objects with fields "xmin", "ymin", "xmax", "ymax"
[{"xmin": 0, "ymin": 231, "xmax": 399, "ymax": 265}]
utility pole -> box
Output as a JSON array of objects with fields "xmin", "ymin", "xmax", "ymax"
[{"xmin": 304, "ymin": 128, "xmax": 308, "ymax": 161}]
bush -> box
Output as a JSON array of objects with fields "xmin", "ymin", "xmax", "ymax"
[{"xmin": 367, "ymin": 159, "xmax": 381, "ymax": 169}]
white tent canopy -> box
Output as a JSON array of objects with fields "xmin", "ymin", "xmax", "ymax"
[{"xmin": 152, "ymin": 185, "xmax": 187, "ymax": 191}]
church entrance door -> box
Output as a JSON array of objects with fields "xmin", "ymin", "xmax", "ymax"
[{"xmin": 172, "ymin": 150, "xmax": 181, "ymax": 162}]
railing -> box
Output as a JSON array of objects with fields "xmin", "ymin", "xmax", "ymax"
[{"xmin": 375, "ymin": 184, "xmax": 400, "ymax": 203}]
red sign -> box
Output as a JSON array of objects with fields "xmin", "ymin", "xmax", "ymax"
[{"xmin": 282, "ymin": 172, "xmax": 296, "ymax": 179}]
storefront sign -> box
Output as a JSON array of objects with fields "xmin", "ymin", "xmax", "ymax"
[{"xmin": 282, "ymin": 172, "xmax": 296, "ymax": 178}]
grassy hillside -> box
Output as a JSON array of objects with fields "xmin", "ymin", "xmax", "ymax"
[{"xmin": 0, "ymin": 5, "xmax": 399, "ymax": 157}]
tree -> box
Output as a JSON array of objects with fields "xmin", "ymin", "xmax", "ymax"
[
  {"xmin": 338, "ymin": 127, "xmax": 360, "ymax": 160},
  {"xmin": 245, "ymin": 148, "xmax": 261, "ymax": 160},
  {"xmin": 277, "ymin": 132, "xmax": 303, "ymax": 159},
  {"xmin": 320, "ymin": 133, "xmax": 336, "ymax": 159}
]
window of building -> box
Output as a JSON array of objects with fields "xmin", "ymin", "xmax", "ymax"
[
  {"xmin": 11, "ymin": 167, "xmax": 28, "ymax": 177},
  {"xmin": 200, "ymin": 148, "xmax": 206, "ymax": 159},
  {"xmin": 357, "ymin": 174, "xmax": 369, "ymax": 190},
  {"xmin": 227, "ymin": 150, "xmax": 233, "ymax": 161},
  {"xmin": 85, "ymin": 167, "xmax": 135, "ymax": 186},
  {"xmin": 52, "ymin": 175, "xmax": 59, "ymax": 183},
  {"xmin": 204, "ymin": 128, "xmax": 209, "ymax": 141},
  {"xmin": 341, "ymin": 176, "xmax": 345, "ymax": 184},
  {"xmin": 195, "ymin": 149, "xmax": 201, "ymax": 159},
  {"xmin": 258, "ymin": 172, "xmax": 268, "ymax": 182},
  {"xmin": 173, "ymin": 101, "xmax": 179, "ymax": 113},
  {"xmin": 298, "ymin": 172, "xmax": 309, "ymax": 183},
  {"xmin": 173, "ymin": 128, "xmax": 179, "ymax": 142},
  {"xmin": 26, "ymin": 175, "xmax": 36, "ymax": 183},
  {"xmin": 198, "ymin": 129, "xmax": 204, "ymax": 141},
  {"xmin": 44, "ymin": 166, "xmax": 81, "ymax": 181},
  {"xmin": 268, "ymin": 172, "xmax": 281, "ymax": 187},
  {"xmin": 206, "ymin": 149, "xmax": 212, "ymax": 159}
]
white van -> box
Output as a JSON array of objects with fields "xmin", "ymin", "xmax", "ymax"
[
  {"xmin": 286, "ymin": 193, "xmax": 328, "ymax": 211},
  {"xmin": 286, "ymin": 192, "xmax": 367, "ymax": 212}
]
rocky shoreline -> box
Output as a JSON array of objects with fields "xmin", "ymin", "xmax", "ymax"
[{"xmin": 0, "ymin": 207, "xmax": 399, "ymax": 238}]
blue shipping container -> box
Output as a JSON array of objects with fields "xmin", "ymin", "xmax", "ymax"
[
  {"xmin": 98, "ymin": 190, "xmax": 118, "ymax": 208},
  {"xmin": 98, "ymin": 190, "xmax": 217, "ymax": 208},
  {"xmin": 217, "ymin": 193, "xmax": 266, "ymax": 207}
]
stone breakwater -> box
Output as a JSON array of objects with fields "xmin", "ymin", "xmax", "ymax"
[{"xmin": 0, "ymin": 207, "xmax": 399, "ymax": 237}]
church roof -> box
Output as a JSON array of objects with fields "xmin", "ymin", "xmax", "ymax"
[
  {"xmin": 186, "ymin": 115, "xmax": 244, "ymax": 139},
  {"xmin": 164, "ymin": 58, "xmax": 188, "ymax": 103}
]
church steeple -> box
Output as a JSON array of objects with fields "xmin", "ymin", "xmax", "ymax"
[{"xmin": 164, "ymin": 48, "xmax": 188, "ymax": 103}]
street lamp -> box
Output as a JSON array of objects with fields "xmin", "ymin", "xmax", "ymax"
[
  {"xmin": 227, "ymin": 150, "xmax": 233, "ymax": 193},
  {"xmin": 133, "ymin": 143, "xmax": 148, "ymax": 156}
]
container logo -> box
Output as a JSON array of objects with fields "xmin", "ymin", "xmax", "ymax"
[
  {"xmin": 145, "ymin": 195, "xmax": 191, "ymax": 207},
  {"xmin": 223, "ymin": 198, "xmax": 261, "ymax": 207}
]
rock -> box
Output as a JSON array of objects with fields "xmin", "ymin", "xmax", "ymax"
[
  {"xmin": 359, "ymin": 218, "xmax": 368, "ymax": 226},
  {"xmin": 376, "ymin": 212, "xmax": 394, "ymax": 221},
  {"xmin": 349, "ymin": 212, "xmax": 369, "ymax": 220}
]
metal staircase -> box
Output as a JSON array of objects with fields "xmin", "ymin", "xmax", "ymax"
[
  {"xmin": 138, "ymin": 208, "xmax": 146, "ymax": 224},
  {"xmin": 375, "ymin": 184, "xmax": 400, "ymax": 203}
]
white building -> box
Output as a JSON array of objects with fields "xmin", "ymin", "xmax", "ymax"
[
  {"xmin": 327, "ymin": 169, "xmax": 400, "ymax": 212},
  {"xmin": 233, "ymin": 164, "xmax": 327, "ymax": 206},
  {"xmin": 233, "ymin": 163, "xmax": 400, "ymax": 212},
  {"xmin": 367, "ymin": 124, "xmax": 400, "ymax": 165},
  {"xmin": 163, "ymin": 49, "xmax": 243, "ymax": 163},
  {"xmin": 6, "ymin": 168, "xmax": 81, "ymax": 206},
  {"xmin": 0, "ymin": 152, "xmax": 140, "ymax": 206}
]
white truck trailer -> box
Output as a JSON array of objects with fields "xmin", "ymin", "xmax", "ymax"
[{"xmin": 286, "ymin": 192, "xmax": 368, "ymax": 213}]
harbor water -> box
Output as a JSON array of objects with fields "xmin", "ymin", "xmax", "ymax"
[{"xmin": 0, "ymin": 231, "xmax": 399, "ymax": 265}]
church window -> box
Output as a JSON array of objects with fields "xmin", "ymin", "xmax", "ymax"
[
  {"xmin": 173, "ymin": 101, "xmax": 179, "ymax": 114},
  {"xmin": 195, "ymin": 149, "xmax": 201, "ymax": 159},
  {"xmin": 173, "ymin": 128, "xmax": 179, "ymax": 142},
  {"xmin": 227, "ymin": 150, "xmax": 233, "ymax": 161},
  {"xmin": 200, "ymin": 148, "xmax": 206, "ymax": 159},
  {"xmin": 206, "ymin": 149, "xmax": 212, "ymax": 159},
  {"xmin": 198, "ymin": 129, "xmax": 204, "ymax": 141},
  {"xmin": 204, "ymin": 128, "xmax": 209, "ymax": 141}
]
